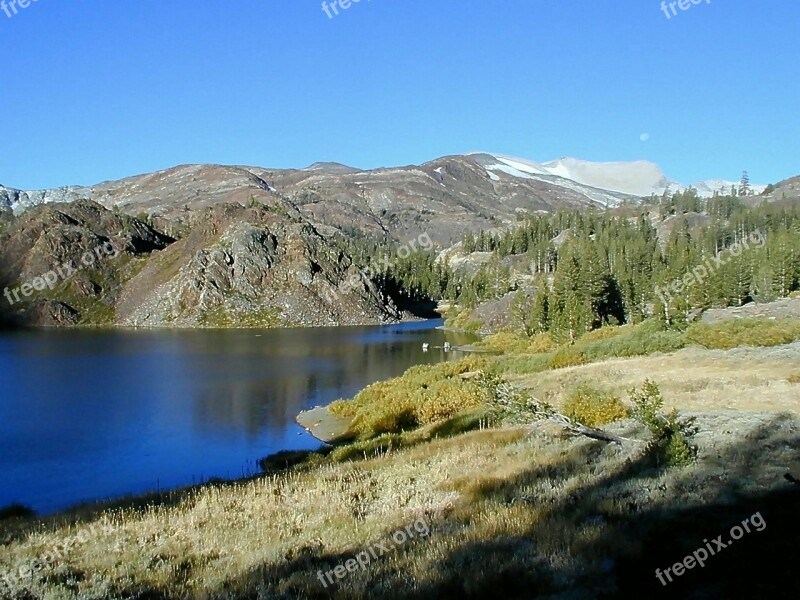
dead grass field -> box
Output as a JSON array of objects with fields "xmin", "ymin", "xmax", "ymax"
[{"xmin": 512, "ymin": 341, "xmax": 800, "ymax": 415}]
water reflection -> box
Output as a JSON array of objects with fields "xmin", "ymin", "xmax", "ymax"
[{"xmin": 0, "ymin": 320, "xmax": 473, "ymax": 513}]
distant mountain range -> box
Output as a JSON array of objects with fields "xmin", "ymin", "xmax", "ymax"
[{"xmin": 1, "ymin": 152, "xmax": 768, "ymax": 215}]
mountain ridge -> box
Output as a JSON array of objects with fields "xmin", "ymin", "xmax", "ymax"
[{"xmin": 0, "ymin": 152, "xmax": 769, "ymax": 219}]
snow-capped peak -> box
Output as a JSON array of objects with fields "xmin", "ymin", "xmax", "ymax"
[{"xmin": 470, "ymin": 152, "xmax": 765, "ymax": 200}]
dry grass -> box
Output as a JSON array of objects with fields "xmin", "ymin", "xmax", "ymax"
[
  {"xmin": 512, "ymin": 342, "xmax": 800, "ymax": 415},
  {"xmin": 2, "ymin": 408, "xmax": 798, "ymax": 599}
]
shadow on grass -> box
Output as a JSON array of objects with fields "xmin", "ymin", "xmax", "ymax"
[
  {"xmin": 6, "ymin": 414, "xmax": 798, "ymax": 599},
  {"xmin": 259, "ymin": 411, "xmax": 491, "ymax": 472},
  {"xmin": 214, "ymin": 413, "xmax": 800, "ymax": 599}
]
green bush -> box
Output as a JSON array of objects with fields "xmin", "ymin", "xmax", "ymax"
[
  {"xmin": 491, "ymin": 353, "xmax": 553, "ymax": 375},
  {"xmin": 685, "ymin": 319, "xmax": 800, "ymax": 350},
  {"xmin": 579, "ymin": 326, "xmax": 685, "ymax": 362},
  {"xmin": 562, "ymin": 384, "xmax": 629, "ymax": 427},
  {"xmin": 629, "ymin": 379, "xmax": 694, "ymax": 467},
  {"xmin": 577, "ymin": 326, "xmax": 624, "ymax": 344}
]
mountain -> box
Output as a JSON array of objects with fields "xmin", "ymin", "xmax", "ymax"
[
  {"xmin": 474, "ymin": 154, "xmax": 767, "ymax": 199},
  {"xmin": 1, "ymin": 156, "xmax": 637, "ymax": 245},
  {"xmin": 0, "ymin": 153, "xmax": 784, "ymax": 328},
  {"xmin": 760, "ymin": 175, "xmax": 800, "ymax": 204},
  {"xmin": 303, "ymin": 162, "xmax": 361, "ymax": 175},
  {"xmin": 0, "ymin": 198, "xmax": 402, "ymax": 328},
  {"xmin": 1, "ymin": 154, "xmax": 768, "ymax": 231}
]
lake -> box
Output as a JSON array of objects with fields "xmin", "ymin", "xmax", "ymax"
[{"xmin": 0, "ymin": 320, "xmax": 473, "ymax": 514}]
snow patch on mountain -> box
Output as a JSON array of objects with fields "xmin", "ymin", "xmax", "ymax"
[{"xmin": 472, "ymin": 153, "xmax": 766, "ymax": 200}]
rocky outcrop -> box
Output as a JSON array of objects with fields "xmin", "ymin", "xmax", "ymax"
[
  {"xmin": 1, "ymin": 198, "xmax": 401, "ymax": 328},
  {"xmin": 0, "ymin": 201, "xmax": 173, "ymax": 326},
  {"xmin": 111, "ymin": 202, "xmax": 401, "ymax": 328}
]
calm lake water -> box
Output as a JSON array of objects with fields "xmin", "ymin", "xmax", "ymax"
[{"xmin": 0, "ymin": 320, "xmax": 473, "ymax": 514}]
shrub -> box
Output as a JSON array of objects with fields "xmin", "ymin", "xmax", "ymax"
[
  {"xmin": 787, "ymin": 371, "xmax": 800, "ymax": 384},
  {"xmin": 446, "ymin": 308, "xmax": 484, "ymax": 333},
  {"xmin": 0, "ymin": 503, "xmax": 35, "ymax": 521},
  {"xmin": 330, "ymin": 359, "xmax": 490, "ymax": 439},
  {"xmin": 578, "ymin": 326, "xmax": 624, "ymax": 344},
  {"xmin": 550, "ymin": 345, "xmax": 586, "ymax": 369},
  {"xmin": 478, "ymin": 331, "xmax": 533, "ymax": 353},
  {"xmin": 579, "ymin": 325, "xmax": 685, "ymax": 362},
  {"xmin": 491, "ymin": 353, "xmax": 553, "ymax": 375},
  {"xmin": 478, "ymin": 331, "xmax": 556, "ymax": 354},
  {"xmin": 629, "ymin": 379, "xmax": 694, "ymax": 467},
  {"xmin": 685, "ymin": 318, "xmax": 800, "ymax": 350},
  {"xmin": 527, "ymin": 332, "xmax": 557, "ymax": 354},
  {"xmin": 562, "ymin": 384, "xmax": 629, "ymax": 427}
]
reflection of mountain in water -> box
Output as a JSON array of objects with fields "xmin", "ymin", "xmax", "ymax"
[
  {"xmin": 0, "ymin": 320, "xmax": 475, "ymax": 513},
  {"xmin": 189, "ymin": 322, "xmax": 474, "ymax": 438}
]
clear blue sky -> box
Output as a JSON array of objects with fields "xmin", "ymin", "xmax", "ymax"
[{"xmin": 1, "ymin": 0, "xmax": 797, "ymax": 189}]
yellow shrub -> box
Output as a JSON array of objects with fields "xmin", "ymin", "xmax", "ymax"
[
  {"xmin": 528, "ymin": 333, "xmax": 557, "ymax": 354},
  {"xmin": 550, "ymin": 346, "xmax": 586, "ymax": 369},
  {"xmin": 562, "ymin": 384, "xmax": 629, "ymax": 427},
  {"xmin": 478, "ymin": 331, "xmax": 532, "ymax": 353},
  {"xmin": 788, "ymin": 371, "xmax": 800, "ymax": 384},
  {"xmin": 331, "ymin": 358, "xmax": 490, "ymax": 438}
]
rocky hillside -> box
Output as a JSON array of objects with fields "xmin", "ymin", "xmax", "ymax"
[
  {"xmin": 1, "ymin": 155, "xmax": 642, "ymax": 245},
  {"xmin": 759, "ymin": 175, "xmax": 800, "ymax": 204},
  {"xmin": 0, "ymin": 198, "xmax": 400, "ymax": 328},
  {"xmin": 0, "ymin": 201, "xmax": 173, "ymax": 326},
  {"xmin": 114, "ymin": 202, "xmax": 401, "ymax": 328}
]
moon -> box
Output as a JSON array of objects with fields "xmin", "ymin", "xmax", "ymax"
[{"xmin": 640, "ymin": 133, "xmax": 650, "ymax": 142}]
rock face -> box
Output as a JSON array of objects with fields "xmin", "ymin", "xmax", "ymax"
[
  {"xmin": 0, "ymin": 200, "xmax": 174, "ymax": 327},
  {"xmin": 0, "ymin": 184, "xmax": 93, "ymax": 214},
  {"xmin": 115, "ymin": 203, "xmax": 401, "ymax": 328},
  {"xmin": 0, "ymin": 197, "xmax": 400, "ymax": 328},
  {"xmin": 0, "ymin": 156, "xmax": 636, "ymax": 246}
]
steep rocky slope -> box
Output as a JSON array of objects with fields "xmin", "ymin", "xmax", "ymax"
[
  {"xmin": 0, "ymin": 201, "xmax": 173, "ymax": 326},
  {"xmin": 0, "ymin": 196, "xmax": 400, "ymax": 328},
  {"xmin": 114, "ymin": 202, "xmax": 401, "ymax": 328}
]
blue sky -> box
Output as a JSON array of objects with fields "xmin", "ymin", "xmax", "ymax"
[{"xmin": 1, "ymin": 0, "xmax": 797, "ymax": 189}]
